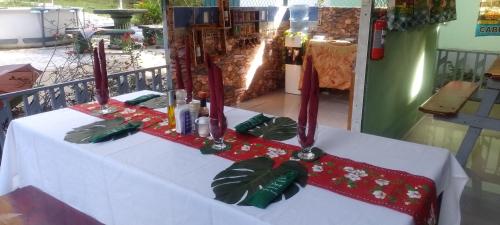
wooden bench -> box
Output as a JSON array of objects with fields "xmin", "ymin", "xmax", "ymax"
[
  {"xmin": 0, "ymin": 186, "xmax": 103, "ymax": 225},
  {"xmin": 419, "ymin": 78, "xmax": 500, "ymax": 168},
  {"xmin": 419, "ymin": 81, "xmax": 479, "ymax": 117}
]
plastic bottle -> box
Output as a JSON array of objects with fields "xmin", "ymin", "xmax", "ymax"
[{"xmin": 175, "ymin": 89, "xmax": 191, "ymax": 134}]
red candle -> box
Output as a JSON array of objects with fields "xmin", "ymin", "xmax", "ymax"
[
  {"xmin": 298, "ymin": 56, "xmax": 319, "ymax": 148},
  {"xmin": 98, "ymin": 40, "xmax": 109, "ymax": 105},
  {"xmin": 93, "ymin": 47, "xmax": 101, "ymax": 90},
  {"xmin": 185, "ymin": 37, "xmax": 193, "ymax": 102},
  {"xmin": 92, "ymin": 47, "xmax": 104, "ymax": 105},
  {"xmin": 175, "ymin": 54, "xmax": 185, "ymax": 89},
  {"xmin": 206, "ymin": 54, "xmax": 226, "ymax": 138}
]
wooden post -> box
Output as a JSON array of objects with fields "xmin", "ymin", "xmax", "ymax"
[{"xmin": 162, "ymin": 0, "xmax": 174, "ymax": 90}]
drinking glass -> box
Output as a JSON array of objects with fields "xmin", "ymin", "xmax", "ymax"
[
  {"xmin": 95, "ymin": 89, "xmax": 111, "ymax": 114},
  {"xmin": 297, "ymin": 125, "xmax": 319, "ymax": 161},
  {"xmin": 209, "ymin": 117, "xmax": 227, "ymax": 150},
  {"xmin": 195, "ymin": 116, "xmax": 209, "ymax": 138}
]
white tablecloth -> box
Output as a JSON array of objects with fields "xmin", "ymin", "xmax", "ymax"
[{"xmin": 0, "ymin": 90, "xmax": 468, "ymax": 225}]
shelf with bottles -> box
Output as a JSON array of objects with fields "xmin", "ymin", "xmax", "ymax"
[
  {"xmin": 230, "ymin": 10, "xmax": 264, "ymax": 42},
  {"xmin": 191, "ymin": 28, "xmax": 227, "ymax": 66},
  {"xmin": 219, "ymin": 0, "xmax": 231, "ymax": 28}
]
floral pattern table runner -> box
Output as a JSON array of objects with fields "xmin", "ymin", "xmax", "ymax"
[{"xmin": 71, "ymin": 99, "xmax": 439, "ymax": 225}]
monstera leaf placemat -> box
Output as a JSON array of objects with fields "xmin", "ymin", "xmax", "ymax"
[
  {"xmin": 211, "ymin": 157, "xmax": 307, "ymax": 206},
  {"xmin": 64, "ymin": 117, "xmax": 142, "ymax": 144},
  {"xmin": 248, "ymin": 117, "xmax": 297, "ymax": 141},
  {"xmin": 137, "ymin": 95, "xmax": 168, "ymax": 109}
]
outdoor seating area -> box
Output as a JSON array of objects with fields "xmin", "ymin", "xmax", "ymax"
[{"xmin": 0, "ymin": 0, "xmax": 499, "ymax": 225}]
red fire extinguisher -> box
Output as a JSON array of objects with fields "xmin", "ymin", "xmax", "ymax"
[{"xmin": 371, "ymin": 18, "xmax": 387, "ymax": 60}]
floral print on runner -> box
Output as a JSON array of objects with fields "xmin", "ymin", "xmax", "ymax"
[{"xmin": 71, "ymin": 100, "xmax": 438, "ymax": 225}]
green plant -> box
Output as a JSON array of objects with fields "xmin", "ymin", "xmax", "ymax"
[
  {"xmin": 437, "ymin": 61, "xmax": 477, "ymax": 89},
  {"xmin": 171, "ymin": 0, "xmax": 203, "ymax": 6},
  {"xmin": 284, "ymin": 29, "xmax": 309, "ymax": 44},
  {"xmin": 132, "ymin": 0, "xmax": 162, "ymax": 25}
]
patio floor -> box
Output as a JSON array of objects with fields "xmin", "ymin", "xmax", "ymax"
[
  {"xmin": 236, "ymin": 89, "xmax": 350, "ymax": 129},
  {"xmin": 405, "ymin": 101, "xmax": 500, "ymax": 225}
]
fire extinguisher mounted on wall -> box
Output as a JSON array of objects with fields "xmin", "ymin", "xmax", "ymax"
[{"xmin": 371, "ymin": 15, "xmax": 387, "ymax": 61}]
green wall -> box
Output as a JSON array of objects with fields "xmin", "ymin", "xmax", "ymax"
[
  {"xmin": 362, "ymin": 25, "xmax": 438, "ymax": 138},
  {"xmin": 438, "ymin": 0, "xmax": 500, "ymax": 52},
  {"xmin": 329, "ymin": 0, "xmax": 361, "ymax": 7}
]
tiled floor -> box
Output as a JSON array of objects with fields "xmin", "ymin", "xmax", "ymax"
[
  {"xmin": 239, "ymin": 91, "xmax": 500, "ymax": 225},
  {"xmin": 236, "ymin": 89, "xmax": 350, "ymax": 129},
  {"xmin": 404, "ymin": 101, "xmax": 500, "ymax": 225}
]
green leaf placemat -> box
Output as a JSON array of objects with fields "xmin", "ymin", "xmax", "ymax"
[
  {"xmin": 248, "ymin": 117, "xmax": 297, "ymax": 141},
  {"xmin": 124, "ymin": 94, "xmax": 161, "ymax": 106},
  {"xmin": 211, "ymin": 157, "xmax": 307, "ymax": 206},
  {"xmin": 64, "ymin": 117, "xmax": 142, "ymax": 144},
  {"xmin": 137, "ymin": 95, "xmax": 168, "ymax": 109}
]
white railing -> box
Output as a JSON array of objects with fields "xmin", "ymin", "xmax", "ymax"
[
  {"xmin": 0, "ymin": 65, "xmax": 168, "ymax": 152},
  {"xmin": 435, "ymin": 48, "xmax": 500, "ymax": 90}
]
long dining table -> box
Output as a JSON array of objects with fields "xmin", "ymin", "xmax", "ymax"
[{"xmin": 0, "ymin": 90, "xmax": 468, "ymax": 225}]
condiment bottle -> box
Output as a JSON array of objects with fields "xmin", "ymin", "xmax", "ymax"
[
  {"xmin": 167, "ymin": 90, "xmax": 176, "ymax": 130},
  {"xmin": 175, "ymin": 89, "xmax": 191, "ymax": 134},
  {"xmin": 189, "ymin": 100, "xmax": 200, "ymax": 134},
  {"xmin": 198, "ymin": 91, "xmax": 209, "ymax": 118}
]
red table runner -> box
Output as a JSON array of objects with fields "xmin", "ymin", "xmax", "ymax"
[{"xmin": 71, "ymin": 99, "xmax": 438, "ymax": 225}]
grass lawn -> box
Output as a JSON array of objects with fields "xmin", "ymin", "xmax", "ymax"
[
  {"xmin": 0, "ymin": 0, "xmax": 134, "ymax": 12},
  {"xmin": 54, "ymin": 0, "xmax": 132, "ymax": 12}
]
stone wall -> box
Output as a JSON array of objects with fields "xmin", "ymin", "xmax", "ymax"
[
  {"xmin": 311, "ymin": 8, "xmax": 360, "ymax": 40},
  {"xmin": 170, "ymin": 7, "xmax": 360, "ymax": 106}
]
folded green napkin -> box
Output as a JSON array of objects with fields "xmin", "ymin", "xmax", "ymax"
[
  {"xmin": 245, "ymin": 170, "xmax": 299, "ymax": 209},
  {"xmin": 138, "ymin": 96, "xmax": 168, "ymax": 109},
  {"xmin": 89, "ymin": 121, "xmax": 142, "ymax": 143},
  {"xmin": 124, "ymin": 94, "xmax": 161, "ymax": 105},
  {"xmin": 235, "ymin": 113, "xmax": 271, "ymax": 134}
]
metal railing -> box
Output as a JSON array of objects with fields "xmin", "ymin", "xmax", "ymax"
[
  {"xmin": 435, "ymin": 48, "xmax": 500, "ymax": 90},
  {"xmin": 0, "ymin": 65, "xmax": 168, "ymax": 151}
]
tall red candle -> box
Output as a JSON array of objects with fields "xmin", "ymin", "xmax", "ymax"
[
  {"xmin": 98, "ymin": 40, "xmax": 109, "ymax": 105},
  {"xmin": 175, "ymin": 53, "xmax": 184, "ymax": 90},
  {"xmin": 92, "ymin": 48, "xmax": 101, "ymax": 92},
  {"xmin": 298, "ymin": 56, "xmax": 319, "ymax": 148},
  {"xmin": 206, "ymin": 54, "xmax": 226, "ymax": 138},
  {"xmin": 185, "ymin": 38, "xmax": 193, "ymax": 102}
]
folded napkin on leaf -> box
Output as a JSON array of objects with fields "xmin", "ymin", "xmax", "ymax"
[
  {"xmin": 245, "ymin": 170, "xmax": 299, "ymax": 209},
  {"xmin": 235, "ymin": 113, "xmax": 272, "ymax": 134},
  {"xmin": 64, "ymin": 118, "xmax": 142, "ymax": 144},
  {"xmin": 124, "ymin": 94, "xmax": 161, "ymax": 105},
  {"xmin": 88, "ymin": 121, "xmax": 142, "ymax": 143}
]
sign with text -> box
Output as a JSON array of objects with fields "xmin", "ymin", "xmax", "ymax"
[{"xmin": 476, "ymin": 0, "xmax": 500, "ymax": 36}]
